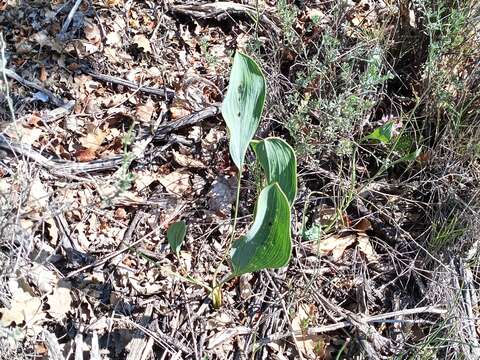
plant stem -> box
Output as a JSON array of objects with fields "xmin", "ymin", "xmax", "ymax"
[{"xmin": 229, "ymin": 168, "xmax": 242, "ymax": 248}]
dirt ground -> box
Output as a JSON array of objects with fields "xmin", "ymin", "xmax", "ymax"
[{"xmin": 0, "ymin": 0, "xmax": 479, "ymax": 359}]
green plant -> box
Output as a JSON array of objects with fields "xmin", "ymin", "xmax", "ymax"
[
  {"xmin": 164, "ymin": 52, "xmax": 297, "ymax": 306},
  {"xmin": 277, "ymin": 0, "xmax": 298, "ymax": 45},
  {"xmin": 217, "ymin": 52, "xmax": 297, "ymax": 292},
  {"xmin": 199, "ymin": 37, "xmax": 218, "ymax": 68},
  {"xmin": 167, "ymin": 221, "xmax": 187, "ymax": 255}
]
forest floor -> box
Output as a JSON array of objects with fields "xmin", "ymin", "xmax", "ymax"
[{"xmin": 0, "ymin": 0, "xmax": 479, "ymax": 359}]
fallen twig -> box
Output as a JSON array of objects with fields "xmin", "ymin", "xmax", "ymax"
[
  {"xmin": 260, "ymin": 305, "xmax": 447, "ymax": 344},
  {"xmin": 125, "ymin": 305, "xmax": 155, "ymax": 360},
  {"xmin": 264, "ymin": 271, "xmax": 305, "ymax": 360},
  {"xmin": 60, "ymin": 0, "xmax": 83, "ymax": 36},
  {"xmin": 4, "ymin": 68, "xmax": 66, "ymax": 107},
  {"xmin": 116, "ymin": 317, "xmax": 193, "ymax": 355},
  {"xmin": 84, "ymin": 69, "xmax": 175, "ymax": 100},
  {"xmin": 170, "ymin": 2, "xmax": 280, "ymax": 36},
  {"xmin": 0, "ymin": 134, "xmax": 124, "ymax": 174},
  {"xmin": 152, "ymin": 104, "xmax": 220, "ymax": 140}
]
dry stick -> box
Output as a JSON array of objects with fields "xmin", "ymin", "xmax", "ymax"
[
  {"xmin": 4, "ymin": 68, "xmax": 65, "ymax": 107},
  {"xmin": 0, "ymin": 34, "xmax": 15, "ymax": 121},
  {"xmin": 84, "ymin": 69, "xmax": 175, "ymax": 100},
  {"xmin": 264, "ymin": 271, "xmax": 305, "ymax": 360},
  {"xmin": 60, "ymin": 0, "xmax": 84, "ymax": 35},
  {"xmin": 0, "ymin": 105, "xmax": 219, "ymax": 176},
  {"xmin": 181, "ymin": 283, "xmax": 200, "ymax": 360},
  {"xmin": 261, "ymin": 306, "xmax": 447, "ymax": 343},
  {"xmin": 65, "ymin": 236, "xmax": 146, "ymax": 278},
  {"xmin": 120, "ymin": 317, "xmax": 193, "ymax": 355},
  {"xmin": 152, "ymin": 105, "xmax": 220, "ymax": 140},
  {"xmin": 170, "ymin": 2, "xmax": 281, "ymax": 36},
  {"xmin": 0, "ymin": 134, "xmax": 124, "ymax": 175},
  {"xmin": 125, "ymin": 304, "xmax": 155, "ymax": 360}
]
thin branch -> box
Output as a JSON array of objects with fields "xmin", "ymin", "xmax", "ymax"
[
  {"xmin": 4, "ymin": 68, "xmax": 65, "ymax": 107},
  {"xmin": 60, "ymin": 0, "xmax": 84, "ymax": 35}
]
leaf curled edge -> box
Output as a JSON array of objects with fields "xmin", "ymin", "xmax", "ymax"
[
  {"xmin": 230, "ymin": 183, "xmax": 291, "ymax": 276},
  {"xmin": 251, "ymin": 137, "xmax": 297, "ymax": 207},
  {"xmin": 222, "ymin": 52, "xmax": 266, "ymax": 170}
]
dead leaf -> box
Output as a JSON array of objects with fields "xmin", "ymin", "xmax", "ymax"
[
  {"xmin": 78, "ymin": 126, "xmax": 108, "ymax": 152},
  {"xmin": 105, "ymin": 0, "xmax": 123, "ymax": 6},
  {"xmin": 46, "ymin": 280, "xmax": 72, "ymax": 321},
  {"xmin": 173, "ymin": 150, "xmax": 205, "ymax": 168},
  {"xmin": 353, "ymin": 218, "xmax": 372, "ymax": 232},
  {"xmin": 114, "ymin": 207, "xmax": 127, "ymax": 220},
  {"xmin": 188, "ymin": 126, "xmax": 202, "ymax": 142},
  {"xmin": 46, "ymin": 216, "xmax": 59, "ymax": 245},
  {"xmin": 208, "ymin": 326, "xmax": 251, "ymax": 349},
  {"xmin": 357, "ymin": 233, "xmax": 379, "ymax": 263},
  {"xmin": 158, "ymin": 170, "xmax": 191, "ymax": 195},
  {"xmin": 0, "ymin": 279, "xmax": 45, "ymax": 327},
  {"xmin": 26, "ymin": 176, "xmax": 49, "ymax": 212},
  {"xmin": 203, "ymin": 128, "xmax": 225, "ymax": 147},
  {"xmin": 97, "ymin": 183, "xmax": 145, "ymax": 206},
  {"xmin": 136, "ymin": 98, "xmax": 155, "ymax": 124},
  {"xmin": 170, "ymin": 106, "xmax": 190, "ymax": 119},
  {"xmin": 27, "ymin": 263, "xmax": 57, "ymax": 294},
  {"xmin": 133, "ymin": 34, "xmax": 151, "ymax": 53},
  {"xmin": 133, "ymin": 170, "xmax": 157, "ymax": 190},
  {"xmin": 106, "ymin": 31, "xmax": 122, "ymax": 47},
  {"xmin": 239, "ymin": 274, "xmax": 253, "ymax": 300},
  {"xmin": 39, "ymin": 65, "xmax": 47, "ymax": 82},
  {"xmin": 191, "ymin": 174, "xmax": 206, "ymax": 195},
  {"xmin": 292, "ymin": 304, "xmax": 328, "ymax": 359},
  {"xmin": 317, "ymin": 234, "xmax": 356, "ymax": 260},
  {"xmin": 75, "ymin": 148, "xmax": 96, "ymax": 162},
  {"xmin": 84, "ymin": 19, "xmax": 101, "ymax": 45},
  {"xmin": 5, "ymin": 124, "xmax": 44, "ymax": 145}
]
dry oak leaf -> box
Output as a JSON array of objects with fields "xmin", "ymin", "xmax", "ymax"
[
  {"xmin": 27, "ymin": 176, "xmax": 49, "ymax": 211},
  {"xmin": 170, "ymin": 106, "xmax": 190, "ymax": 119},
  {"xmin": 79, "ymin": 126, "xmax": 108, "ymax": 152},
  {"xmin": 317, "ymin": 234, "xmax": 356, "ymax": 261},
  {"xmin": 136, "ymin": 98, "xmax": 155, "ymax": 124},
  {"xmin": 105, "ymin": 0, "xmax": 123, "ymax": 6},
  {"xmin": 357, "ymin": 233, "xmax": 379, "ymax": 263},
  {"xmin": 133, "ymin": 34, "xmax": 152, "ymax": 53},
  {"xmin": 207, "ymin": 175, "xmax": 236, "ymax": 216},
  {"xmin": 173, "ymin": 150, "xmax": 205, "ymax": 168},
  {"xmin": 75, "ymin": 148, "xmax": 96, "ymax": 162},
  {"xmin": 158, "ymin": 170, "xmax": 191, "ymax": 195},
  {"xmin": 133, "ymin": 170, "xmax": 157, "ymax": 191},
  {"xmin": 312, "ymin": 232, "xmax": 379, "ymax": 263},
  {"xmin": 46, "ymin": 280, "xmax": 73, "ymax": 321},
  {"xmin": 106, "ymin": 31, "xmax": 122, "ymax": 47},
  {"xmin": 5, "ymin": 124, "xmax": 44, "ymax": 145},
  {"xmin": 0, "ymin": 287, "xmax": 44, "ymax": 327},
  {"xmin": 76, "ymin": 126, "xmax": 108, "ymax": 161},
  {"xmin": 97, "ymin": 183, "xmax": 145, "ymax": 206}
]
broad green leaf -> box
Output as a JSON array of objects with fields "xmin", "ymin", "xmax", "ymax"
[
  {"xmin": 222, "ymin": 52, "xmax": 266, "ymax": 170},
  {"xmin": 230, "ymin": 183, "xmax": 291, "ymax": 276},
  {"xmin": 251, "ymin": 137, "xmax": 297, "ymax": 206},
  {"xmin": 366, "ymin": 122, "xmax": 395, "ymax": 144},
  {"xmin": 167, "ymin": 221, "xmax": 186, "ymax": 255}
]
